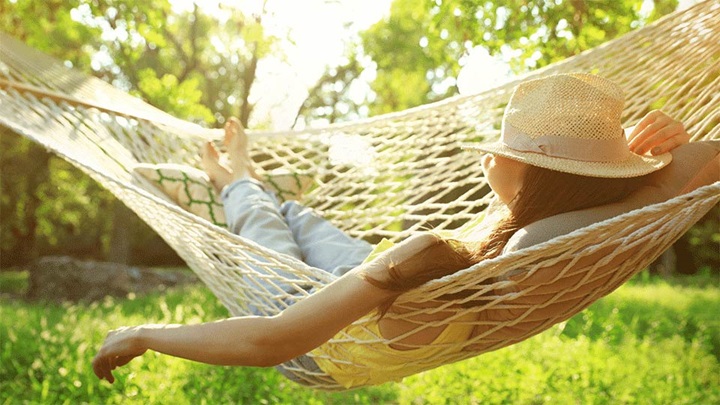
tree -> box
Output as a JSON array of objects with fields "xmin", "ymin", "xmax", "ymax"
[
  {"xmin": 430, "ymin": 0, "xmax": 679, "ymax": 71},
  {"xmin": 293, "ymin": 50, "xmax": 368, "ymax": 126},
  {"xmin": 73, "ymin": 0, "xmax": 280, "ymax": 126},
  {"xmin": 0, "ymin": 0, "xmax": 281, "ymax": 266},
  {"xmin": 0, "ymin": 0, "xmax": 103, "ymax": 267},
  {"xmin": 0, "ymin": 129, "xmax": 51, "ymax": 266},
  {"xmin": 297, "ymin": 0, "xmax": 680, "ymax": 123}
]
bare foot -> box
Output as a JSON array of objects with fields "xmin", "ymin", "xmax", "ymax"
[
  {"xmin": 201, "ymin": 142, "xmax": 233, "ymax": 192},
  {"xmin": 200, "ymin": 117, "xmax": 263, "ymax": 192},
  {"xmin": 224, "ymin": 117, "xmax": 261, "ymax": 182}
]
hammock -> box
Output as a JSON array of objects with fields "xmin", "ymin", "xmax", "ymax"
[{"xmin": 1, "ymin": 1, "xmax": 718, "ymax": 390}]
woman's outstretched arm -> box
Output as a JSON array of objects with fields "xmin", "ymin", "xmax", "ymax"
[{"xmin": 92, "ymin": 232, "xmax": 440, "ymax": 383}]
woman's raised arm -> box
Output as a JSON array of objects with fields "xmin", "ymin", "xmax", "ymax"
[{"xmin": 92, "ymin": 232, "xmax": 440, "ymax": 383}]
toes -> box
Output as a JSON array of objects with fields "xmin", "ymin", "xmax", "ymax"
[
  {"xmin": 201, "ymin": 142, "xmax": 219, "ymax": 162},
  {"xmin": 227, "ymin": 116, "xmax": 242, "ymax": 128},
  {"xmin": 224, "ymin": 117, "xmax": 243, "ymax": 146},
  {"xmin": 201, "ymin": 142, "xmax": 225, "ymax": 175},
  {"xmin": 200, "ymin": 145, "xmax": 233, "ymax": 191},
  {"xmin": 223, "ymin": 123, "xmax": 232, "ymax": 146}
]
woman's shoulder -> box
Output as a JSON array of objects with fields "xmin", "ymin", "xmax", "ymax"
[
  {"xmin": 644, "ymin": 140, "xmax": 719, "ymax": 196},
  {"xmin": 505, "ymin": 140, "xmax": 720, "ymax": 253}
]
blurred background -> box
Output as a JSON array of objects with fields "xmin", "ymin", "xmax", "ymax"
[
  {"xmin": 1, "ymin": 0, "xmax": 716, "ymax": 273},
  {"xmin": 1, "ymin": 2, "xmax": 718, "ymax": 403}
]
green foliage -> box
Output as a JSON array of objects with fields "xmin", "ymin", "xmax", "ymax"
[
  {"xmin": 0, "ymin": 129, "xmax": 51, "ymax": 265},
  {"xmin": 362, "ymin": 0, "xmax": 459, "ymax": 115},
  {"xmin": 299, "ymin": 0, "xmax": 681, "ymax": 123},
  {"xmin": 1, "ymin": 275, "xmax": 717, "ymax": 403},
  {"xmin": 34, "ymin": 156, "xmax": 113, "ymax": 252},
  {"xmin": 0, "ymin": 0, "xmax": 283, "ymax": 266},
  {"xmin": 0, "ymin": 0, "xmax": 713, "ymax": 273},
  {"xmin": 74, "ymin": 0, "xmax": 281, "ymax": 125},
  {"xmin": 134, "ymin": 68, "xmax": 214, "ymax": 122},
  {"xmin": 681, "ymin": 206, "xmax": 720, "ymax": 271},
  {"xmin": 0, "ymin": 0, "xmax": 99, "ymax": 67},
  {"xmin": 0, "ymin": 130, "xmax": 180, "ymax": 266},
  {"xmin": 430, "ymin": 0, "xmax": 679, "ymax": 72},
  {"xmin": 294, "ymin": 53, "xmax": 368, "ymax": 126}
]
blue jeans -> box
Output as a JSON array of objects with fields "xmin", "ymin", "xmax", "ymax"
[{"xmin": 221, "ymin": 179, "xmax": 373, "ymax": 384}]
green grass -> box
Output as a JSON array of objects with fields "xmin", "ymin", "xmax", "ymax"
[
  {"xmin": 0, "ymin": 272, "xmax": 718, "ymax": 404},
  {"xmin": 0, "ymin": 270, "xmax": 29, "ymax": 295}
]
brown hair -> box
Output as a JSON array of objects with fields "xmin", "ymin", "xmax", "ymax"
[{"xmin": 363, "ymin": 164, "xmax": 647, "ymax": 314}]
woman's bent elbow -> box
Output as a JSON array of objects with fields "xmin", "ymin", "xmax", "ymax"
[
  {"xmin": 243, "ymin": 319, "xmax": 309, "ymax": 367},
  {"xmin": 247, "ymin": 341, "xmax": 303, "ymax": 367}
]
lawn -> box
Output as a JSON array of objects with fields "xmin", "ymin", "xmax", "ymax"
[{"xmin": 1, "ymin": 271, "xmax": 718, "ymax": 404}]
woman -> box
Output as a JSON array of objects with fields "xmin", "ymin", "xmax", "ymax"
[{"xmin": 93, "ymin": 73, "xmax": 701, "ymax": 386}]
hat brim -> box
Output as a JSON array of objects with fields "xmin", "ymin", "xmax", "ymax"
[{"xmin": 465, "ymin": 140, "xmax": 672, "ymax": 178}]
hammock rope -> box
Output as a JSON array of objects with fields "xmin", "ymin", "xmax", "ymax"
[{"xmin": 1, "ymin": 0, "xmax": 719, "ymax": 390}]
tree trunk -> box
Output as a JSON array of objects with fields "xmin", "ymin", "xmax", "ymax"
[
  {"xmin": 107, "ymin": 199, "xmax": 132, "ymax": 264},
  {"xmin": 650, "ymin": 246, "xmax": 676, "ymax": 277},
  {"xmin": 1, "ymin": 136, "xmax": 50, "ymax": 267}
]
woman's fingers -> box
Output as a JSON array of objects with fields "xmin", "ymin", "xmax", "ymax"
[
  {"xmin": 651, "ymin": 125, "xmax": 689, "ymax": 155},
  {"xmin": 92, "ymin": 352, "xmax": 115, "ymax": 383},
  {"xmin": 105, "ymin": 357, "xmax": 116, "ymax": 383},
  {"xmin": 632, "ymin": 121, "xmax": 678, "ymax": 154},
  {"xmin": 627, "ymin": 110, "xmax": 665, "ymax": 143},
  {"xmin": 627, "ymin": 110, "xmax": 672, "ymax": 152},
  {"xmin": 627, "ymin": 110, "xmax": 689, "ymax": 155},
  {"xmin": 93, "ymin": 327, "xmax": 146, "ymax": 384},
  {"xmin": 91, "ymin": 354, "xmax": 104, "ymax": 380},
  {"xmin": 635, "ymin": 121, "xmax": 689, "ymax": 155}
]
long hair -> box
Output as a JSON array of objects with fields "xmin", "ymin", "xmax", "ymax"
[
  {"xmin": 468, "ymin": 165, "xmax": 646, "ymax": 262},
  {"xmin": 362, "ymin": 164, "xmax": 647, "ymax": 314}
]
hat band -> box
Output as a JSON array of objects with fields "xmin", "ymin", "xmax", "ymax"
[{"xmin": 502, "ymin": 122, "xmax": 632, "ymax": 162}]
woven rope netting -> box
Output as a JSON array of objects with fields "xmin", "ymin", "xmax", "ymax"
[{"xmin": 1, "ymin": 1, "xmax": 719, "ymax": 390}]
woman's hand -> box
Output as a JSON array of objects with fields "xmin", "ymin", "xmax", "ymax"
[
  {"xmin": 92, "ymin": 326, "xmax": 148, "ymax": 384},
  {"xmin": 627, "ymin": 110, "xmax": 690, "ymax": 156}
]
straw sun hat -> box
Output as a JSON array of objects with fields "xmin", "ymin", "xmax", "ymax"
[{"xmin": 466, "ymin": 73, "xmax": 672, "ymax": 178}]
